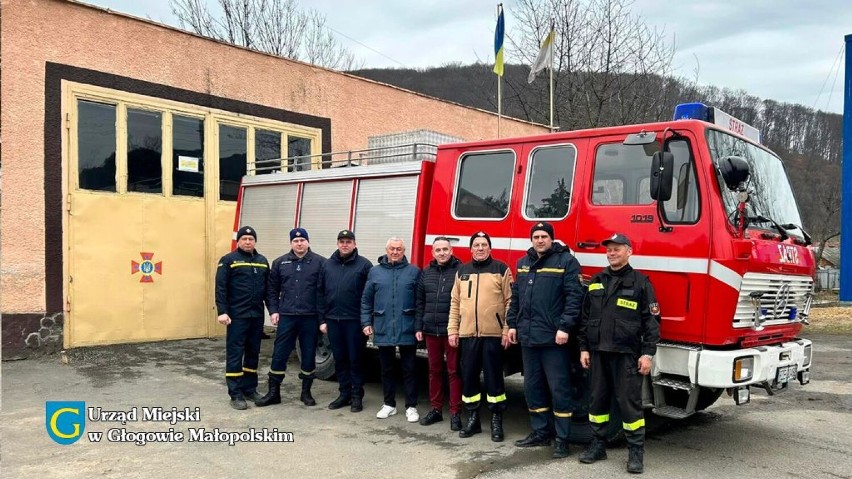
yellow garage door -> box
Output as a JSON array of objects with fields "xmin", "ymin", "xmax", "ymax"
[{"xmin": 65, "ymin": 87, "xmax": 321, "ymax": 348}]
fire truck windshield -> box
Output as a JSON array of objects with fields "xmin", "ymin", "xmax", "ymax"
[{"xmin": 706, "ymin": 129, "xmax": 804, "ymax": 238}]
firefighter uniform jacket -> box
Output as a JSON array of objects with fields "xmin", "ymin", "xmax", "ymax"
[
  {"xmin": 266, "ymin": 249, "xmax": 326, "ymax": 317},
  {"xmin": 215, "ymin": 248, "xmax": 270, "ymax": 319},
  {"xmin": 507, "ymin": 242, "xmax": 584, "ymax": 346},
  {"xmin": 415, "ymin": 256, "xmax": 462, "ymax": 336},
  {"xmin": 448, "ymin": 256, "xmax": 513, "ymax": 338},
  {"xmin": 578, "ymin": 264, "xmax": 661, "ymax": 357}
]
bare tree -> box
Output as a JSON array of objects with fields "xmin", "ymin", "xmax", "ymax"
[
  {"xmin": 509, "ymin": 0, "xmax": 675, "ymax": 129},
  {"xmin": 170, "ymin": 0, "xmax": 362, "ymax": 70}
]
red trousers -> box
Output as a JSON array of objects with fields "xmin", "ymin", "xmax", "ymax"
[{"xmin": 425, "ymin": 335, "xmax": 462, "ymax": 414}]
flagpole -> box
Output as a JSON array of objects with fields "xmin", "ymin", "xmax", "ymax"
[
  {"xmin": 498, "ymin": 75, "xmax": 502, "ymax": 138},
  {"xmin": 549, "ymin": 23, "xmax": 554, "ymax": 131},
  {"xmin": 497, "ymin": 3, "xmax": 503, "ymax": 138}
]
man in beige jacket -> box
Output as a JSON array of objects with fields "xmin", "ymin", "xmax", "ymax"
[{"xmin": 448, "ymin": 231, "xmax": 513, "ymax": 442}]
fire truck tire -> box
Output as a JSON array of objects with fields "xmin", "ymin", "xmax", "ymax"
[{"xmin": 296, "ymin": 334, "xmax": 336, "ymax": 381}]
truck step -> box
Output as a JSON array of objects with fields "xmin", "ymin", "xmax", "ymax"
[
  {"xmin": 652, "ymin": 405, "xmax": 695, "ymax": 419},
  {"xmin": 653, "ymin": 377, "xmax": 694, "ymax": 391}
]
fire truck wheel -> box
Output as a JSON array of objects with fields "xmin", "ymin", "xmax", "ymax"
[{"xmin": 296, "ymin": 334, "xmax": 336, "ymax": 381}]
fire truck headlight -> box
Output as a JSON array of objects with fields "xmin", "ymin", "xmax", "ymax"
[
  {"xmin": 733, "ymin": 356, "xmax": 754, "ymax": 383},
  {"xmin": 803, "ymin": 344, "xmax": 812, "ymax": 367}
]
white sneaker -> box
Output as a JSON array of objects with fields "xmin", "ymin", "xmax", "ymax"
[
  {"xmin": 376, "ymin": 404, "xmax": 397, "ymax": 419},
  {"xmin": 405, "ymin": 407, "xmax": 419, "ymax": 423}
]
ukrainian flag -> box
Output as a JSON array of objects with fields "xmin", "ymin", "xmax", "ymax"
[{"xmin": 493, "ymin": 4, "xmax": 505, "ymax": 76}]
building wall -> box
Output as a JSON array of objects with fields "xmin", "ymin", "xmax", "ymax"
[{"xmin": 0, "ymin": 0, "xmax": 546, "ymax": 357}]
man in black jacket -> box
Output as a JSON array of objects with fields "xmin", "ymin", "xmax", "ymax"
[
  {"xmin": 319, "ymin": 229, "xmax": 373, "ymax": 413},
  {"xmin": 507, "ymin": 222, "xmax": 584, "ymax": 459},
  {"xmin": 215, "ymin": 226, "xmax": 270, "ymax": 410},
  {"xmin": 415, "ymin": 236, "xmax": 463, "ymax": 430},
  {"xmin": 256, "ymin": 228, "xmax": 326, "ymax": 408},
  {"xmin": 577, "ymin": 233, "xmax": 660, "ymax": 474}
]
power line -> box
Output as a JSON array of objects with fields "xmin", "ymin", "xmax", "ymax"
[
  {"xmin": 824, "ymin": 44, "xmax": 845, "ymax": 113},
  {"xmin": 325, "ymin": 25, "xmax": 407, "ymax": 68},
  {"xmin": 813, "ymin": 45, "xmax": 844, "ymax": 111}
]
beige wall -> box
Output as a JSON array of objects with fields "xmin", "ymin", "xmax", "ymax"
[{"xmin": 0, "ymin": 0, "xmax": 545, "ymax": 315}]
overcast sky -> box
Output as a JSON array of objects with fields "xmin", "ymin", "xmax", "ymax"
[{"xmin": 86, "ymin": 0, "xmax": 851, "ymax": 114}]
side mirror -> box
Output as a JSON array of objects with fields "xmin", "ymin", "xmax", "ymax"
[
  {"xmin": 718, "ymin": 156, "xmax": 750, "ymax": 191},
  {"xmin": 650, "ymin": 151, "xmax": 674, "ymax": 201}
]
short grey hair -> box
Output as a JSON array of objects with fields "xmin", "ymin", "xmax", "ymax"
[{"xmin": 385, "ymin": 237, "xmax": 406, "ymax": 249}]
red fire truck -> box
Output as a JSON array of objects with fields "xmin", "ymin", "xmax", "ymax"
[{"xmin": 234, "ymin": 103, "xmax": 814, "ymax": 436}]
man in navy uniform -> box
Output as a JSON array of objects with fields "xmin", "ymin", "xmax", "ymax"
[
  {"xmin": 215, "ymin": 226, "xmax": 270, "ymax": 410},
  {"xmin": 256, "ymin": 227, "xmax": 326, "ymax": 407},
  {"xmin": 507, "ymin": 222, "xmax": 584, "ymax": 458}
]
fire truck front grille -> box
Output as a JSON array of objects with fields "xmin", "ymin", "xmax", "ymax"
[{"xmin": 733, "ymin": 273, "xmax": 814, "ymax": 328}]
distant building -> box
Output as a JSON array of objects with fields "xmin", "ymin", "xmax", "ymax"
[{"xmin": 0, "ymin": 0, "xmax": 547, "ymax": 358}]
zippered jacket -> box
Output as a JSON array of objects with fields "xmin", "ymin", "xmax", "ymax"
[{"xmin": 448, "ymin": 256, "xmax": 513, "ymax": 338}]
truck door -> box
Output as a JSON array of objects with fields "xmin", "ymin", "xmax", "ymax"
[
  {"xmin": 573, "ymin": 133, "xmax": 709, "ymax": 343},
  {"xmin": 508, "ymin": 141, "xmax": 586, "ymax": 269},
  {"xmin": 426, "ymin": 147, "xmax": 520, "ymax": 264}
]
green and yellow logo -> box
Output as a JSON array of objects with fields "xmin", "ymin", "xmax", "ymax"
[{"xmin": 46, "ymin": 401, "xmax": 86, "ymax": 445}]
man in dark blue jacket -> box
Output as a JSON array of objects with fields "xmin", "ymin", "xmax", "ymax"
[
  {"xmin": 256, "ymin": 228, "xmax": 326, "ymax": 408},
  {"xmin": 361, "ymin": 237, "xmax": 421, "ymax": 422},
  {"xmin": 215, "ymin": 225, "xmax": 270, "ymax": 410},
  {"xmin": 507, "ymin": 222, "xmax": 584, "ymax": 459},
  {"xmin": 415, "ymin": 236, "xmax": 463, "ymax": 429},
  {"xmin": 319, "ymin": 229, "xmax": 373, "ymax": 413}
]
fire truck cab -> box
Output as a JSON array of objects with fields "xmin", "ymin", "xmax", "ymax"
[{"xmin": 235, "ymin": 103, "xmax": 814, "ymax": 424}]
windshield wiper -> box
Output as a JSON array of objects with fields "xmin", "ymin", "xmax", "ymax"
[
  {"xmin": 781, "ymin": 223, "xmax": 812, "ymax": 246},
  {"xmin": 747, "ymin": 215, "xmax": 789, "ymax": 241}
]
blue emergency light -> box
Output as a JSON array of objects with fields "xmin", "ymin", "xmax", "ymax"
[
  {"xmin": 673, "ymin": 102, "xmax": 761, "ymax": 144},
  {"xmin": 673, "ymin": 102, "xmax": 711, "ymax": 121}
]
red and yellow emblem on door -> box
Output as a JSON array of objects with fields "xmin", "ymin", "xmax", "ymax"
[{"xmin": 131, "ymin": 252, "xmax": 163, "ymax": 283}]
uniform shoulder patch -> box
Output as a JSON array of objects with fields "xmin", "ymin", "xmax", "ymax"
[{"xmin": 650, "ymin": 303, "xmax": 661, "ymax": 315}]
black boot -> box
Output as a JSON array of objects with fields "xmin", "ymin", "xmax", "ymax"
[
  {"xmin": 458, "ymin": 410, "xmax": 482, "ymax": 438},
  {"xmin": 450, "ymin": 413, "xmax": 463, "ymax": 432},
  {"xmin": 244, "ymin": 392, "xmax": 263, "ymax": 403},
  {"xmin": 627, "ymin": 446, "xmax": 644, "ymax": 474},
  {"xmin": 350, "ymin": 396, "xmax": 363, "ymax": 413},
  {"xmin": 255, "ymin": 378, "xmax": 282, "ymax": 407},
  {"xmin": 579, "ymin": 439, "xmax": 608, "ymax": 464},
  {"xmin": 514, "ymin": 431, "xmax": 551, "ymax": 448},
  {"xmin": 300, "ymin": 378, "xmax": 316, "ymax": 406},
  {"xmin": 552, "ymin": 438, "xmax": 570, "ymax": 459},
  {"xmin": 490, "ymin": 412, "xmax": 504, "ymax": 442},
  {"xmin": 229, "ymin": 397, "xmax": 248, "ymax": 410},
  {"xmin": 328, "ymin": 395, "xmax": 351, "ymax": 410}
]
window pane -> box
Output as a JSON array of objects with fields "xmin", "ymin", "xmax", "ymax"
[
  {"xmin": 287, "ymin": 137, "xmax": 312, "ymax": 172},
  {"xmin": 127, "ymin": 109, "xmax": 163, "ymax": 193},
  {"xmin": 525, "ymin": 146, "xmax": 576, "ymax": 218},
  {"xmin": 219, "ymin": 125, "xmax": 247, "ymax": 201},
  {"xmin": 454, "ymin": 152, "xmax": 514, "ymax": 219},
  {"xmin": 592, "ymin": 142, "xmax": 658, "ymax": 205},
  {"xmin": 77, "ymin": 100, "xmax": 116, "ymax": 192},
  {"xmin": 256, "ymin": 129, "xmax": 282, "ymax": 174},
  {"xmin": 173, "ymin": 115, "xmax": 205, "ymax": 198}
]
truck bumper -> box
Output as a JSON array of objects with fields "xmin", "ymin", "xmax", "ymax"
[{"xmin": 655, "ymin": 338, "xmax": 812, "ymax": 389}]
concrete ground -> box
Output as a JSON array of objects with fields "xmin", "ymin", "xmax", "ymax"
[{"xmin": 1, "ymin": 332, "xmax": 851, "ymax": 478}]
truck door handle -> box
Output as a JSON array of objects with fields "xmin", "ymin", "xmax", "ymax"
[{"xmin": 577, "ymin": 241, "xmax": 600, "ymax": 249}]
